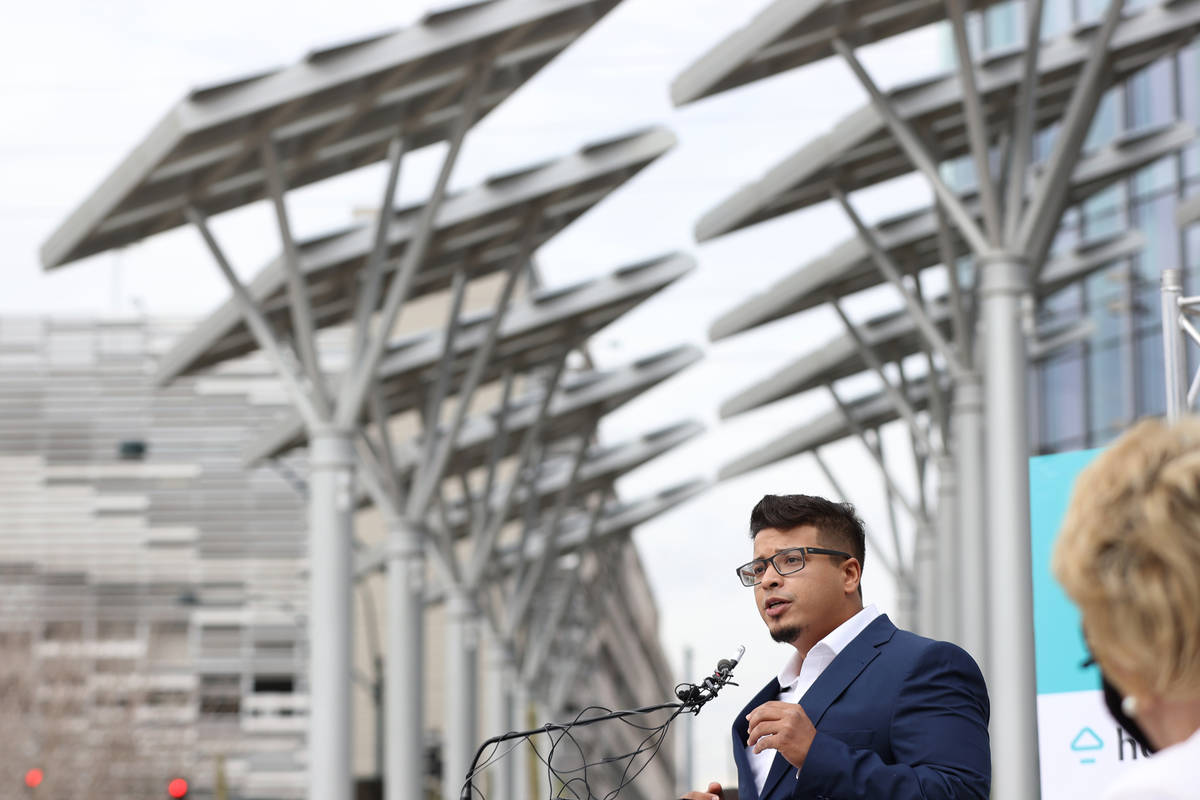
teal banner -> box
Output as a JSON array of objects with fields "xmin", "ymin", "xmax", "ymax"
[{"xmin": 1029, "ymin": 449, "xmax": 1103, "ymax": 696}]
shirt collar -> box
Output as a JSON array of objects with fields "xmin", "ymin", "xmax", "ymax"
[{"xmin": 776, "ymin": 604, "xmax": 881, "ymax": 687}]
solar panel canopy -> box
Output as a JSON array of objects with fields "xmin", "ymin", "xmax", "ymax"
[
  {"xmin": 718, "ymin": 380, "xmax": 941, "ymax": 481},
  {"xmin": 437, "ymin": 420, "xmax": 704, "ymax": 538},
  {"xmin": 41, "ymin": 0, "xmax": 624, "ymax": 269},
  {"xmin": 153, "ymin": 126, "xmax": 676, "ymax": 384},
  {"xmin": 695, "ymin": 3, "xmax": 1200, "ymax": 241},
  {"xmin": 718, "ymin": 231, "xmax": 1136, "ymax": 419},
  {"xmin": 707, "ymin": 121, "xmax": 1189, "ymax": 341},
  {"xmin": 369, "ymin": 345, "xmax": 702, "ymax": 478},
  {"xmin": 491, "ymin": 479, "xmax": 709, "ymax": 570},
  {"xmin": 244, "ymin": 253, "xmax": 694, "ymax": 461},
  {"xmin": 670, "ymin": 0, "xmax": 998, "ymax": 106}
]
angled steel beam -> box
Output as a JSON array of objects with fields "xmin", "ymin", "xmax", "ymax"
[
  {"xmin": 421, "ymin": 267, "xmax": 473, "ymax": 468},
  {"xmin": 478, "ymin": 368, "xmax": 518, "ymax": 525},
  {"xmin": 936, "ymin": 204, "xmax": 973, "ymax": 365},
  {"xmin": 945, "ymin": 0, "xmax": 1002, "ymax": 245},
  {"xmin": 508, "ymin": 434, "xmax": 596, "ymax": 634},
  {"xmin": 261, "ymin": 139, "xmax": 329, "ymax": 415},
  {"xmin": 811, "ymin": 449, "xmax": 900, "ymax": 580},
  {"xmin": 408, "ymin": 217, "xmax": 541, "ymax": 519},
  {"xmin": 465, "ymin": 351, "xmax": 571, "ymax": 588},
  {"xmin": 336, "ymin": 62, "xmax": 491, "ymax": 429},
  {"xmin": 185, "ymin": 208, "xmax": 323, "ymax": 430},
  {"xmin": 830, "ymin": 298, "xmax": 931, "ymax": 454},
  {"xmin": 1017, "ymin": 0, "xmax": 1127, "ymax": 262},
  {"xmin": 351, "ymin": 133, "xmax": 408, "ymax": 361},
  {"xmin": 1004, "ymin": 0, "xmax": 1046, "ymax": 241},
  {"xmin": 827, "ymin": 385, "xmax": 920, "ymax": 524},
  {"xmin": 831, "ymin": 38, "xmax": 990, "ymax": 256},
  {"xmin": 832, "ymin": 187, "xmax": 968, "ymax": 378}
]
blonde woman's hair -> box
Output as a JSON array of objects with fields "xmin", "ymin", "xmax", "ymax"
[{"xmin": 1053, "ymin": 417, "xmax": 1200, "ymax": 699}]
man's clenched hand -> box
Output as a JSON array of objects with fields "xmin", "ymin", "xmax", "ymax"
[{"xmin": 746, "ymin": 701, "xmax": 817, "ymax": 770}]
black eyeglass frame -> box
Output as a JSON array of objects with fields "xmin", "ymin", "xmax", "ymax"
[{"xmin": 735, "ymin": 547, "xmax": 854, "ymax": 587}]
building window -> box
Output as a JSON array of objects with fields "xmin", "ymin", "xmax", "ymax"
[
  {"xmin": 1040, "ymin": 348, "xmax": 1086, "ymax": 448},
  {"xmin": 1136, "ymin": 329, "xmax": 1168, "ymax": 416},
  {"xmin": 1088, "ymin": 342, "xmax": 1126, "ymax": 443},
  {"xmin": 253, "ymin": 675, "xmax": 294, "ymax": 694}
]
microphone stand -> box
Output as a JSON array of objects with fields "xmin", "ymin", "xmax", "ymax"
[{"xmin": 458, "ymin": 647, "xmax": 745, "ymax": 800}]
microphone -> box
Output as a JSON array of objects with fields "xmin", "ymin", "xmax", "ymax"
[
  {"xmin": 675, "ymin": 646, "xmax": 745, "ymax": 713},
  {"xmin": 715, "ymin": 645, "xmax": 745, "ymax": 678}
]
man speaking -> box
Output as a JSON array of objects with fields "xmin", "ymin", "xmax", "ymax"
[{"xmin": 684, "ymin": 495, "xmax": 990, "ymax": 800}]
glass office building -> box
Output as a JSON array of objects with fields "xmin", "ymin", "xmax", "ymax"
[{"xmin": 961, "ymin": 0, "xmax": 1200, "ymax": 453}]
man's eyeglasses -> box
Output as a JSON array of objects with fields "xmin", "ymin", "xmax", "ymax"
[{"xmin": 735, "ymin": 547, "xmax": 853, "ymax": 587}]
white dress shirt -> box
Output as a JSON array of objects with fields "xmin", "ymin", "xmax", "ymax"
[
  {"xmin": 747, "ymin": 604, "xmax": 882, "ymax": 795},
  {"xmin": 1103, "ymin": 724, "xmax": 1200, "ymax": 800}
]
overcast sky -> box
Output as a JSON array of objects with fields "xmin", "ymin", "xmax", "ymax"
[{"xmin": 3, "ymin": 0, "xmax": 949, "ymax": 787}]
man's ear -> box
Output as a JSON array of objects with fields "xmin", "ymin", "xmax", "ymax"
[{"xmin": 842, "ymin": 558, "xmax": 862, "ymax": 594}]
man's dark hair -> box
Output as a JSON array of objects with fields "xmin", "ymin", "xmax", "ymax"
[{"xmin": 749, "ymin": 494, "xmax": 866, "ymax": 573}]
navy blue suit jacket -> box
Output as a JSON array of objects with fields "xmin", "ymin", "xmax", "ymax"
[{"xmin": 731, "ymin": 615, "xmax": 990, "ymax": 800}]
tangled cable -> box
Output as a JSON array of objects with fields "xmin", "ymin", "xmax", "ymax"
[{"xmin": 460, "ymin": 646, "xmax": 744, "ymax": 800}]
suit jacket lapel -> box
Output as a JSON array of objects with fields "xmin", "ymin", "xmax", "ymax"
[
  {"xmin": 732, "ymin": 678, "xmax": 780, "ymax": 800},
  {"xmin": 758, "ymin": 615, "xmax": 897, "ymax": 800}
]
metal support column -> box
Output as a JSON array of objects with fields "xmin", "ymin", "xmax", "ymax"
[
  {"xmin": 913, "ymin": 512, "xmax": 937, "ymax": 638},
  {"xmin": 445, "ymin": 590, "xmax": 481, "ymax": 800},
  {"xmin": 385, "ymin": 514, "xmax": 426, "ymax": 800},
  {"xmin": 952, "ymin": 373, "xmax": 988, "ymax": 675},
  {"xmin": 934, "ymin": 452, "xmax": 958, "ymax": 643},
  {"xmin": 979, "ymin": 253, "xmax": 1040, "ymax": 799},
  {"xmin": 1163, "ymin": 268, "xmax": 1188, "ymax": 422},
  {"xmin": 486, "ymin": 638, "xmax": 516, "ymax": 800},
  {"xmin": 308, "ymin": 429, "xmax": 357, "ymax": 800}
]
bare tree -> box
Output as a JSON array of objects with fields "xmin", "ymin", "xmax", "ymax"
[{"xmin": 0, "ymin": 630, "xmax": 190, "ymax": 799}]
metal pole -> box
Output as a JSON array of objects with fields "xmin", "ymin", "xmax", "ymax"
[
  {"xmin": 385, "ymin": 513, "xmax": 426, "ymax": 800},
  {"xmin": 979, "ymin": 253, "xmax": 1040, "ymax": 800},
  {"xmin": 913, "ymin": 514, "xmax": 937, "ymax": 638},
  {"xmin": 680, "ymin": 646, "xmax": 694, "ymax": 796},
  {"xmin": 934, "ymin": 452, "xmax": 959, "ymax": 644},
  {"xmin": 444, "ymin": 590, "xmax": 480, "ymax": 800},
  {"xmin": 308, "ymin": 428, "xmax": 356, "ymax": 800},
  {"xmin": 1163, "ymin": 268, "xmax": 1187, "ymax": 422},
  {"xmin": 952, "ymin": 373, "xmax": 988, "ymax": 675},
  {"xmin": 512, "ymin": 680, "xmax": 533, "ymax": 800},
  {"xmin": 486, "ymin": 638, "xmax": 516, "ymax": 800}
]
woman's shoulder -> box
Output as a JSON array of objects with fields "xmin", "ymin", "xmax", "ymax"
[{"xmin": 1104, "ymin": 728, "xmax": 1200, "ymax": 800}]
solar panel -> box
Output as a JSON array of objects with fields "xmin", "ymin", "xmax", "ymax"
[
  {"xmin": 695, "ymin": 5, "xmax": 1200, "ymax": 241},
  {"xmin": 718, "ymin": 231, "xmax": 1138, "ymax": 418},
  {"xmin": 41, "ymin": 0, "xmax": 625, "ymax": 268},
  {"xmin": 243, "ymin": 253, "xmax": 694, "ymax": 460},
  {"xmin": 671, "ymin": 0, "xmax": 999, "ymax": 106},
  {"xmin": 153, "ymin": 126, "xmax": 676, "ymax": 384},
  {"xmin": 709, "ymin": 123, "xmax": 1189, "ymax": 340}
]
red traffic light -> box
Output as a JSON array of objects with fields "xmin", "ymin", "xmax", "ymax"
[
  {"xmin": 167, "ymin": 777, "xmax": 188, "ymax": 798},
  {"xmin": 24, "ymin": 768, "xmax": 43, "ymax": 788}
]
